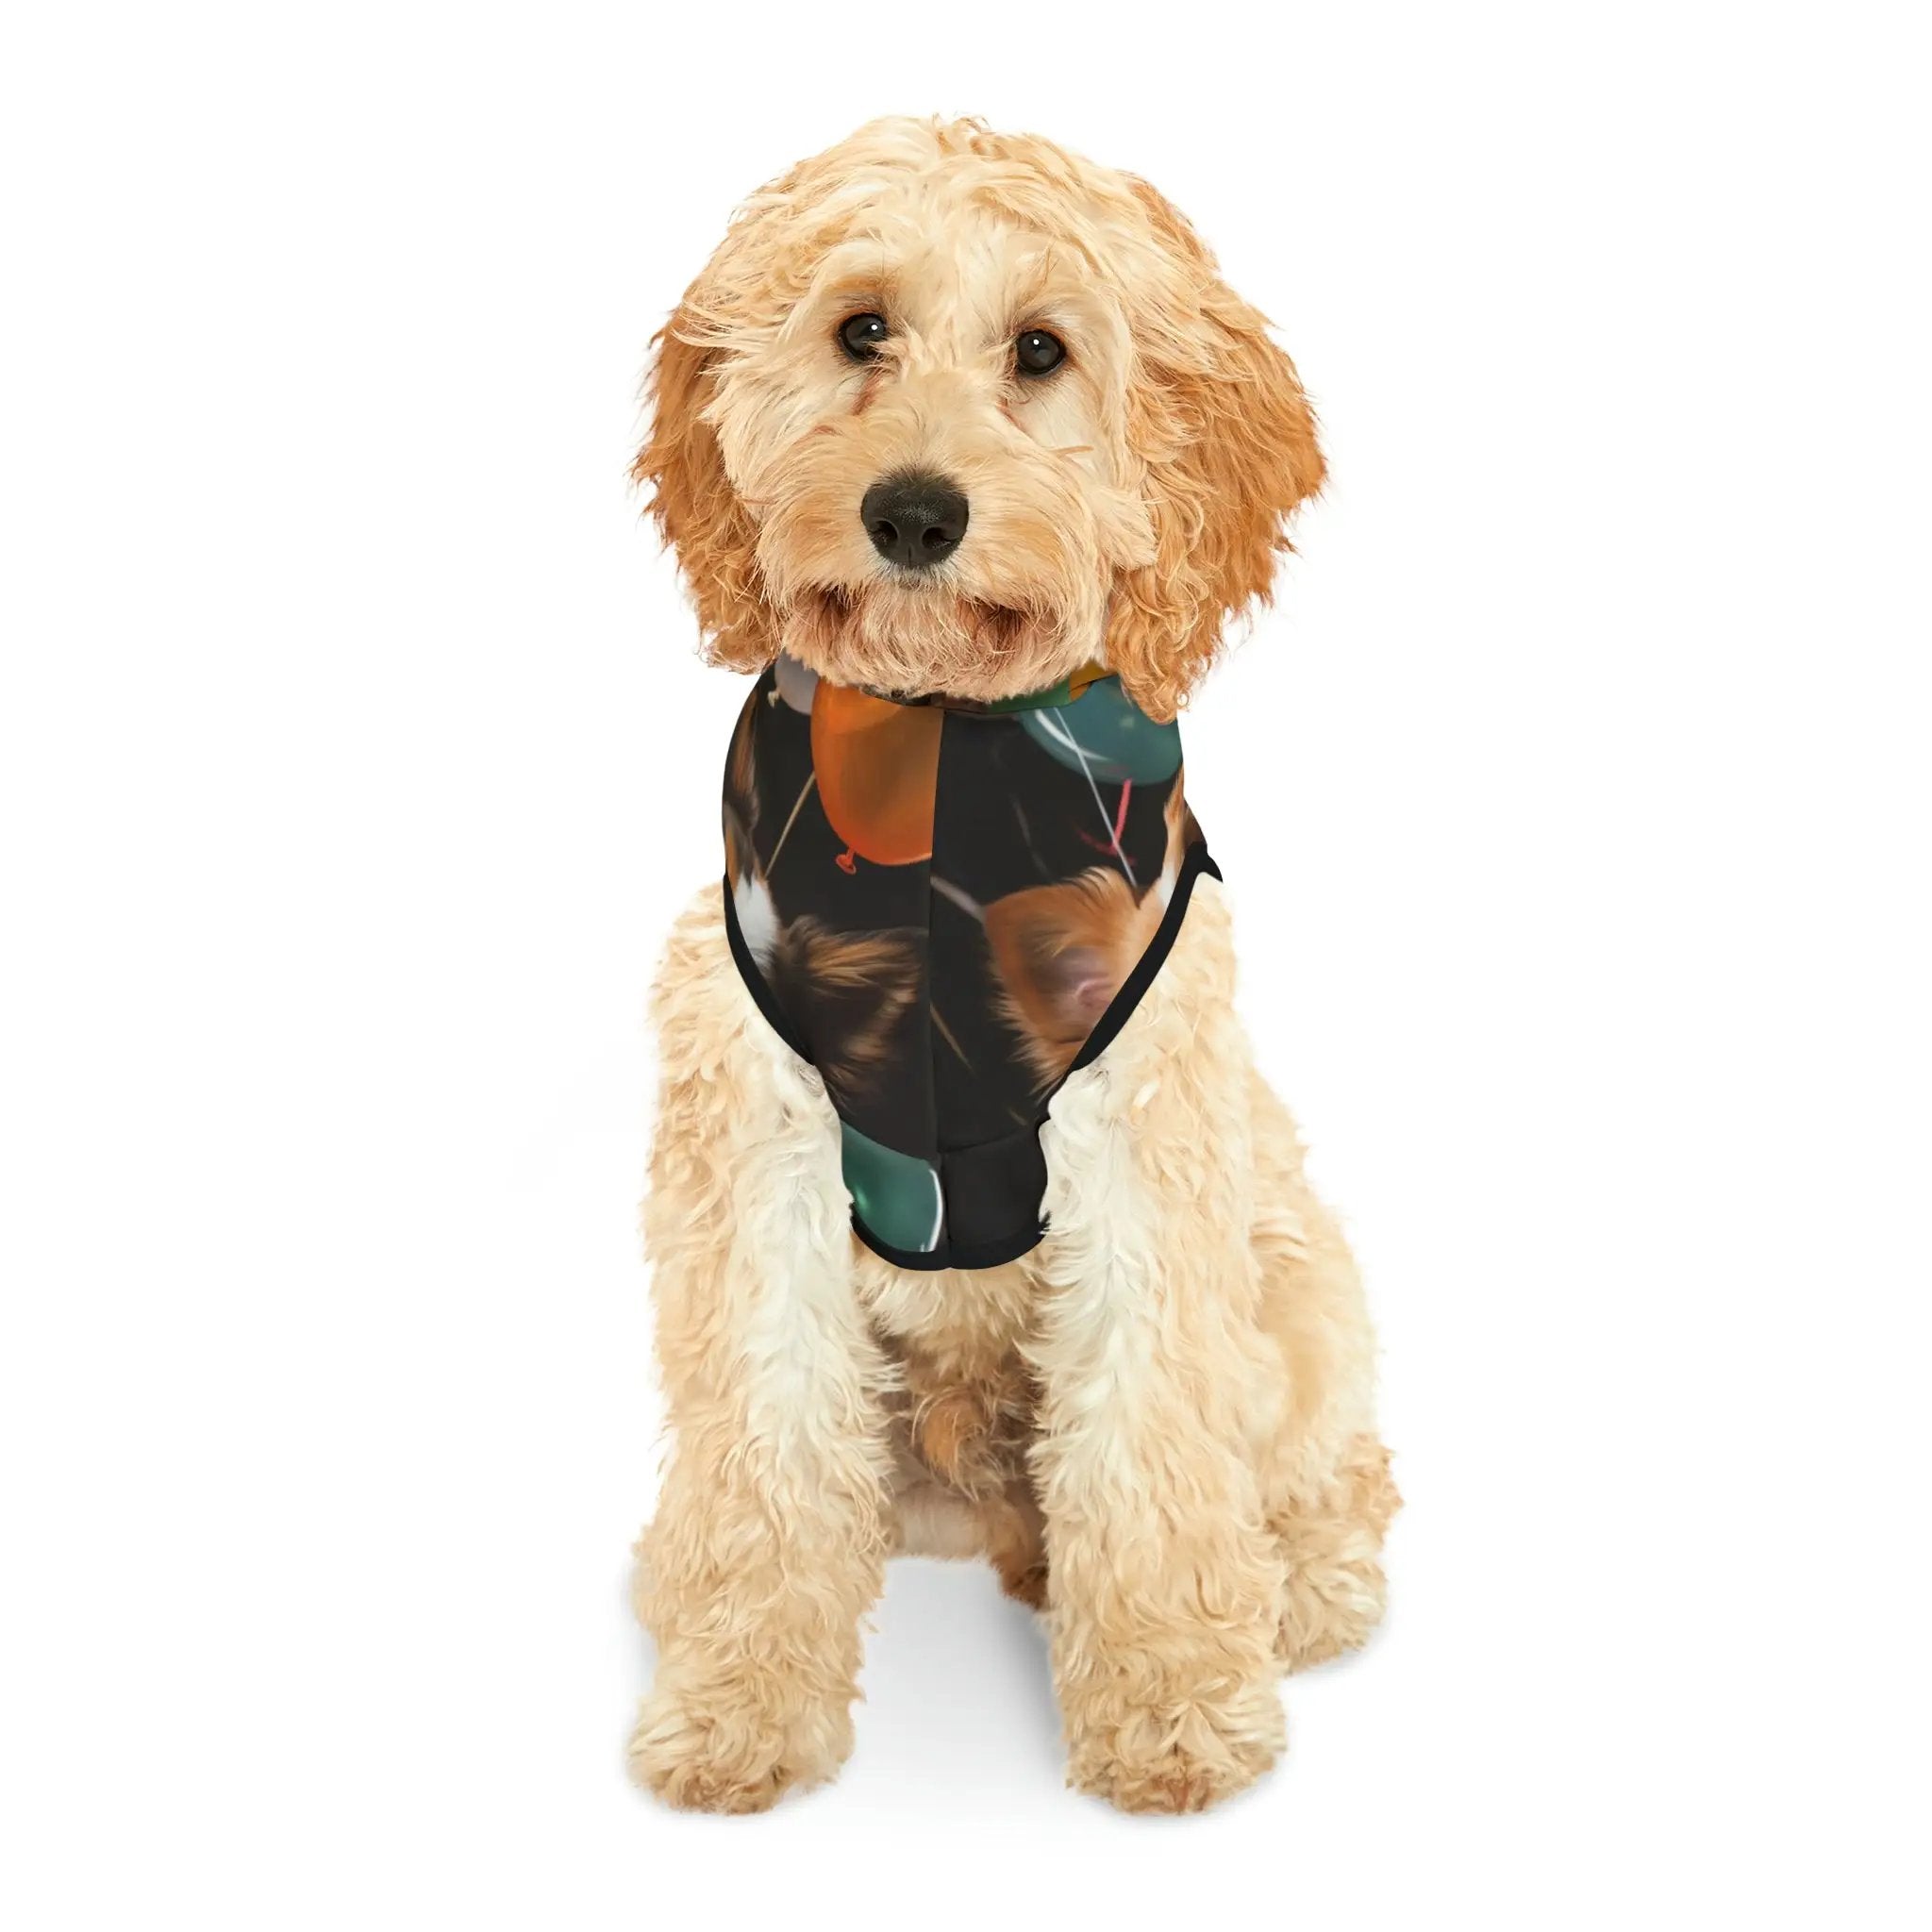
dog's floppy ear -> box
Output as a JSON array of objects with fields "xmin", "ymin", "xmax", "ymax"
[
  {"xmin": 633, "ymin": 291, "xmax": 774, "ymax": 674},
  {"xmin": 1105, "ymin": 181, "xmax": 1326, "ymax": 724}
]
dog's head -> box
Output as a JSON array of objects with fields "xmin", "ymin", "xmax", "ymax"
[{"xmin": 638, "ymin": 117, "xmax": 1324, "ymax": 720}]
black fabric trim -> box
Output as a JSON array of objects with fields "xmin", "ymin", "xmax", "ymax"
[
  {"xmin": 720, "ymin": 875, "xmax": 813, "ymax": 1064},
  {"xmin": 1064, "ymin": 842, "xmax": 1221, "ymax": 1078},
  {"xmin": 852, "ymin": 1212, "xmax": 1047, "ymax": 1274}
]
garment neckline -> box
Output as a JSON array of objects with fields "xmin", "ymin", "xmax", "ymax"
[{"xmin": 853, "ymin": 660, "xmax": 1115, "ymax": 716}]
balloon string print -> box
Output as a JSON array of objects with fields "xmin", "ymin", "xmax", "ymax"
[
  {"xmin": 927, "ymin": 880, "xmax": 982, "ymax": 1072},
  {"xmin": 1028, "ymin": 708, "xmax": 1138, "ymax": 887},
  {"xmin": 928, "ymin": 1002, "xmax": 974, "ymax": 1073},
  {"xmin": 929, "ymin": 875, "xmax": 985, "ymax": 924},
  {"xmin": 1008, "ymin": 792, "xmax": 1050, "ymax": 882},
  {"xmin": 765, "ymin": 773, "xmax": 818, "ymax": 877},
  {"xmin": 1073, "ymin": 778, "xmax": 1136, "ymax": 863}
]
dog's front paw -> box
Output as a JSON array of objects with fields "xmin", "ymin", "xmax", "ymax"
[
  {"xmin": 1064, "ymin": 1674, "xmax": 1284, "ymax": 1815},
  {"xmin": 626, "ymin": 1674, "xmax": 851, "ymax": 1814}
]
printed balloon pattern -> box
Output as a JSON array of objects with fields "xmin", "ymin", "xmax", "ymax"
[
  {"xmin": 840, "ymin": 1123, "xmax": 943, "ymax": 1254},
  {"xmin": 1019, "ymin": 675, "xmax": 1182, "ymax": 785},
  {"xmin": 773, "ymin": 649, "xmax": 819, "ymax": 715},
  {"xmin": 721, "ymin": 659, "xmax": 1210, "ymax": 1269},
  {"xmin": 809, "ymin": 681, "xmax": 943, "ymax": 867}
]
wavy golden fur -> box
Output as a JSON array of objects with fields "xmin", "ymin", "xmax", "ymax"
[
  {"xmin": 635, "ymin": 117, "xmax": 1324, "ymax": 717},
  {"xmin": 630, "ymin": 118, "xmax": 1392, "ymax": 1815}
]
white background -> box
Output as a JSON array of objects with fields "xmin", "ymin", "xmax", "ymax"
[{"xmin": 4, "ymin": 3, "xmax": 1927, "ymax": 1925}]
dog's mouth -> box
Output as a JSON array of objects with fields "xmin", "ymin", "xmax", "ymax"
[
  {"xmin": 807, "ymin": 585, "xmax": 1032, "ymax": 648},
  {"xmin": 783, "ymin": 582, "xmax": 1069, "ymax": 703}
]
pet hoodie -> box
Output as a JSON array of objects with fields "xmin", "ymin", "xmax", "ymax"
[{"xmin": 722, "ymin": 650, "xmax": 1218, "ymax": 1270}]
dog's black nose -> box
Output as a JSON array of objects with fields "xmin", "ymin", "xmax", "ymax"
[{"xmin": 860, "ymin": 472, "xmax": 969, "ymax": 570}]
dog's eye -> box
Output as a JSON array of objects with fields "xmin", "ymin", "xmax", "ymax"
[
  {"xmin": 1014, "ymin": 329, "xmax": 1066, "ymax": 376},
  {"xmin": 838, "ymin": 312, "xmax": 890, "ymax": 361}
]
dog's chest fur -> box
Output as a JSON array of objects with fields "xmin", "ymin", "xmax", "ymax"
[{"xmin": 855, "ymin": 1247, "xmax": 1041, "ymax": 1497}]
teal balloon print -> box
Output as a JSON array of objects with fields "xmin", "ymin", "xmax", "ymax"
[
  {"xmin": 1019, "ymin": 675, "xmax": 1182, "ymax": 785},
  {"xmin": 839, "ymin": 1123, "xmax": 943, "ymax": 1254}
]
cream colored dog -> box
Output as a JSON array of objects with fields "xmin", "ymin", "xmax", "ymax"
[{"xmin": 629, "ymin": 117, "xmax": 1395, "ymax": 1814}]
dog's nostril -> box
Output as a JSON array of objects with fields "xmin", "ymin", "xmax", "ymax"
[{"xmin": 859, "ymin": 472, "xmax": 969, "ymax": 571}]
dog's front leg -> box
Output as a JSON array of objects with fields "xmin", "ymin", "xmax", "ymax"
[
  {"xmin": 627, "ymin": 896, "xmax": 891, "ymax": 1812},
  {"xmin": 1031, "ymin": 885, "xmax": 1288, "ymax": 1813}
]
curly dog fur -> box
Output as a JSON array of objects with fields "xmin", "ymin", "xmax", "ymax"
[{"xmin": 629, "ymin": 116, "xmax": 1395, "ymax": 1814}]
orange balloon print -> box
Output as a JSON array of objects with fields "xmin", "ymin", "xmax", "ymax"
[{"xmin": 809, "ymin": 684, "xmax": 942, "ymax": 867}]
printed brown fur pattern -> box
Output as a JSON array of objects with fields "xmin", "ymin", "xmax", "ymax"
[
  {"xmin": 764, "ymin": 919, "xmax": 921, "ymax": 1111},
  {"xmin": 985, "ymin": 781, "xmax": 1196, "ymax": 1085},
  {"xmin": 985, "ymin": 872, "xmax": 1154, "ymax": 1085}
]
